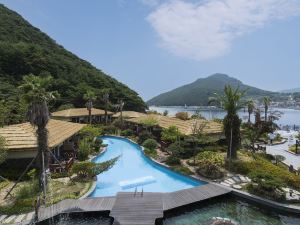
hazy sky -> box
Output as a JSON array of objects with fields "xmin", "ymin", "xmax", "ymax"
[{"xmin": 1, "ymin": 0, "xmax": 300, "ymax": 100}]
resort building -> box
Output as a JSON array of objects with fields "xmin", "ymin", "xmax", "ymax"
[
  {"xmin": 112, "ymin": 111, "xmax": 146, "ymax": 120},
  {"xmin": 0, "ymin": 119, "xmax": 85, "ymax": 171},
  {"xmin": 51, "ymin": 108, "xmax": 114, "ymax": 124},
  {"xmin": 124, "ymin": 114, "xmax": 222, "ymax": 137}
]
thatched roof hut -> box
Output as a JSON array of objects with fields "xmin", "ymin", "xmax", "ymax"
[
  {"xmin": 0, "ymin": 119, "xmax": 85, "ymax": 158},
  {"xmin": 112, "ymin": 111, "xmax": 146, "ymax": 119},
  {"xmin": 51, "ymin": 108, "xmax": 113, "ymax": 123},
  {"xmin": 126, "ymin": 114, "xmax": 222, "ymax": 135}
]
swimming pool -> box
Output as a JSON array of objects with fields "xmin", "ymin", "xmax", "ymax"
[{"xmin": 89, "ymin": 136, "xmax": 205, "ymax": 197}]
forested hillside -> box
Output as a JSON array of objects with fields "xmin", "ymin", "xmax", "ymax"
[
  {"xmin": 0, "ymin": 4, "xmax": 146, "ymax": 125},
  {"xmin": 147, "ymin": 74, "xmax": 276, "ymax": 106}
]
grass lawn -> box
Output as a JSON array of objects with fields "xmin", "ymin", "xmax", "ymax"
[
  {"xmin": 0, "ymin": 178, "xmax": 93, "ymax": 215},
  {"xmin": 289, "ymin": 145, "xmax": 300, "ymax": 154}
]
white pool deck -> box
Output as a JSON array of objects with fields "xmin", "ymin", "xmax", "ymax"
[{"xmin": 266, "ymin": 130, "xmax": 300, "ymax": 169}]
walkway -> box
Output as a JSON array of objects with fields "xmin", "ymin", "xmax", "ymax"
[{"xmin": 266, "ymin": 130, "xmax": 300, "ymax": 169}]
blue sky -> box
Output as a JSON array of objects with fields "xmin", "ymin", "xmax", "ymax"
[{"xmin": 1, "ymin": 0, "xmax": 300, "ymax": 100}]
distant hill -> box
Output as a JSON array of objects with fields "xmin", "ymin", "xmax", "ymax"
[
  {"xmin": 280, "ymin": 88, "xmax": 300, "ymax": 93},
  {"xmin": 147, "ymin": 74, "xmax": 274, "ymax": 106},
  {"xmin": 0, "ymin": 4, "xmax": 146, "ymax": 122}
]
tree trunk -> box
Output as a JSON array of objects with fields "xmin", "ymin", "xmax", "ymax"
[
  {"xmin": 105, "ymin": 107, "xmax": 108, "ymax": 124},
  {"xmin": 89, "ymin": 109, "xmax": 92, "ymax": 124},
  {"xmin": 265, "ymin": 107, "xmax": 268, "ymax": 122},
  {"xmin": 248, "ymin": 112, "xmax": 251, "ymax": 123},
  {"xmin": 224, "ymin": 114, "xmax": 241, "ymax": 160},
  {"xmin": 36, "ymin": 125, "xmax": 49, "ymax": 203}
]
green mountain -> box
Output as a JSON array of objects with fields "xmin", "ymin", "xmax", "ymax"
[
  {"xmin": 147, "ymin": 74, "xmax": 274, "ymax": 106},
  {"xmin": 280, "ymin": 88, "xmax": 300, "ymax": 93},
  {"xmin": 0, "ymin": 4, "xmax": 146, "ymax": 124}
]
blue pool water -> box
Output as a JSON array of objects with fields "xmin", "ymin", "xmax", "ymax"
[{"xmin": 89, "ymin": 136, "xmax": 205, "ymax": 197}]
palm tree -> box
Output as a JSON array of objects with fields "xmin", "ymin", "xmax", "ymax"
[
  {"xmin": 19, "ymin": 74, "xmax": 57, "ymax": 203},
  {"xmin": 263, "ymin": 96, "xmax": 271, "ymax": 122},
  {"xmin": 210, "ymin": 85, "xmax": 246, "ymax": 159},
  {"xmin": 103, "ymin": 92, "xmax": 110, "ymax": 124},
  {"xmin": 247, "ymin": 99, "xmax": 255, "ymax": 123},
  {"xmin": 118, "ymin": 99, "xmax": 125, "ymax": 126},
  {"xmin": 84, "ymin": 90, "xmax": 96, "ymax": 124}
]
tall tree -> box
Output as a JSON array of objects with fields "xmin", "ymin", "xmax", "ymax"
[
  {"xmin": 84, "ymin": 90, "xmax": 96, "ymax": 124},
  {"xmin": 263, "ymin": 96, "xmax": 271, "ymax": 122},
  {"xmin": 247, "ymin": 99, "xmax": 255, "ymax": 124},
  {"xmin": 19, "ymin": 74, "xmax": 57, "ymax": 203},
  {"xmin": 103, "ymin": 92, "xmax": 110, "ymax": 124},
  {"xmin": 210, "ymin": 85, "xmax": 246, "ymax": 159},
  {"xmin": 0, "ymin": 135, "xmax": 7, "ymax": 165}
]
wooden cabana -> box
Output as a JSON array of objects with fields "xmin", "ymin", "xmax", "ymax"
[
  {"xmin": 112, "ymin": 111, "xmax": 146, "ymax": 119},
  {"xmin": 0, "ymin": 119, "xmax": 85, "ymax": 165},
  {"xmin": 125, "ymin": 114, "xmax": 222, "ymax": 136},
  {"xmin": 51, "ymin": 108, "xmax": 114, "ymax": 124}
]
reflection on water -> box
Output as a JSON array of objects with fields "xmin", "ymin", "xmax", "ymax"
[
  {"xmin": 163, "ymin": 198, "xmax": 300, "ymax": 225},
  {"xmin": 149, "ymin": 106, "xmax": 300, "ymax": 126},
  {"xmin": 37, "ymin": 213, "xmax": 112, "ymax": 225}
]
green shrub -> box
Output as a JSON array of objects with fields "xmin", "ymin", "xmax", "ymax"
[
  {"xmin": 144, "ymin": 148, "xmax": 157, "ymax": 159},
  {"xmin": 79, "ymin": 125, "xmax": 103, "ymax": 142},
  {"xmin": 102, "ymin": 125, "xmax": 118, "ymax": 134},
  {"xmin": 142, "ymin": 139, "xmax": 158, "ymax": 151},
  {"xmin": 165, "ymin": 156, "xmax": 181, "ymax": 166},
  {"xmin": 121, "ymin": 129, "xmax": 134, "ymax": 137},
  {"xmin": 166, "ymin": 142, "xmax": 184, "ymax": 157},
  {"xmin": 138, "ymin": 130, "xmax": 154, "ymax": 144},
  {"xmin": 161, "ymin": 126, "xmax": 182, "ymax": 143},
  {"xmin": 247, "ymin": 170, "xmax": 285, "ymax": 201},
  {"xmin": 77, "ymin": 139, "xmax": 90, "ymax": 161},
  {"xmin": 171, "ymin": 165, "xmax": 194, "ymax": 176},
  {"xmin": 196, "ymin": 151, "xmax": 225, "ymax": 179}
]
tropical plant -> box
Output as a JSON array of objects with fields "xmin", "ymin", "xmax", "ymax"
[
  {"xmin": 103, "ymin": 92, "xmax": 110, "ymax": 124},
  {"xmin": 19, "ymin": 74, "xmax": 57, "ymax": 202},
  {"xmin": 84, "ymin": 90, "xmax": 96, "ymax": 124},
  {"xmin": 161, "ymin": 126, "xmax": 181, "ymax": 143},
  {"xmin": 138, "ymin": 130, "xmax": 154, "ymax": 144},
  {"xmin": 246, "ymin": 99, "xmax": 255, "ymax": 123},
  {"xmin": 263, "ymin": 96, "xmax": 271, "ymax": 122},
  {"xmin": 175, "ymin": 112, "xmax": 189, "ymax": 120},
  {"xmin": 0, "ymin": 136, "xmax": 7, "ymax": 165},
  {"xmin": 77, "ymin": 138, "xmax": 91, "ymax": 161},
  {"xmin": 209, "ymin": 85, "xmax": 246, "ymax": 159},
  {"xmin": 79, "ymin": 125, "xmax": 102, "ymax": 142},
  {"xmin": 165, "ymin": 156, "xmax": 181, "ymax": 166},
  {"xmin": 163, "ymin": 110, "xmax": 168, "ymax": 116},
  {"xmin": 142, "ymin": 139, "xmax": 158, "ymax": 151},
  {"xmin": 71, "ymin": 157, "xmax": 118, "ymax": 179},
  {"xmin": 196, "ymin": 151, "xmax": 225, "ymax": 179},
  {"xmin": 243, "ymin": 124, "xmax": 261, "ymax": 152}
]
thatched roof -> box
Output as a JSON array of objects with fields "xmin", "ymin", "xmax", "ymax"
[
  {"xmin": 112, "ymin": 111, "xmax": 146, "ymax": 119},
  {"xmin": 126, "ymin": 115, "xmax": 222, "ymax": 135},
  {"xmin": 0, "ymin": 119, "xmax": 86, "ymax": 151},
  {"xmin": 51, "ymin": 108, "xmax": 113, "ymax": 118}
]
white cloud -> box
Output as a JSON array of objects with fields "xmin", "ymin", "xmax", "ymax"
[{"xmin": 147, "ymin": 0, "xmax": 300, "ymax": 60}]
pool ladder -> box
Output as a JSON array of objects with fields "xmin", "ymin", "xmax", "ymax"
[{"xmin": 133, "ymin": 187, "xmax": 144, "ymax": 197}]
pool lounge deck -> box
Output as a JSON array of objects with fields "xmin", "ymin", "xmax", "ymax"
[{"xmin": 32, "ymin": 183, "xmax": 231, "ymax": 225}]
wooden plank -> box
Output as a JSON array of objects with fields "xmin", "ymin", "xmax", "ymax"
[
  {"xmin": 163, "ymin": 183, "xmax": 231, "ymax": 211},
  {"xmin": 110, "ymin": 192, "xmax": 163, "ymax": 225}
]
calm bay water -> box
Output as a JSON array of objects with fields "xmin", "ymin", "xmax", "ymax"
[{"xmin": 149, "ymin": 106, "xmax": 300, "ymax": 126}]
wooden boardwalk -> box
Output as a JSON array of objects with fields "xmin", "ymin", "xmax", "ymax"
[
  {"xmin": 110, "ymin": 192, "xmax": 164, "ymax": 225},
  {"xmin": 163, "ymin": 183, "xmax": 231, "ymax": 211},
  {"xmin": 31, "ymin": 183, "xmax": 230, "ymax": 225},
  {"xmin": 38, "ymin": 197, "xmax": 115, "ymax": 221}
]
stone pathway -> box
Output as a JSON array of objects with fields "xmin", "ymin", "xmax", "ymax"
[
  {"xmin": 266, "ymin": 130, "xmax": 300, "ymax": 169},
  {"xmin": 0, "ymin": 211, "xmax": 34, "ymax": 224},
  {"xmin": 220, "ymin": 174, "xmax": 251, "ymax": 190}
]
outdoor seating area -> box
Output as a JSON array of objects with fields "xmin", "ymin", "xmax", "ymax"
[{"xmin": 0, "ymin": 119, "xmax": 85, "ymax": 168}]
